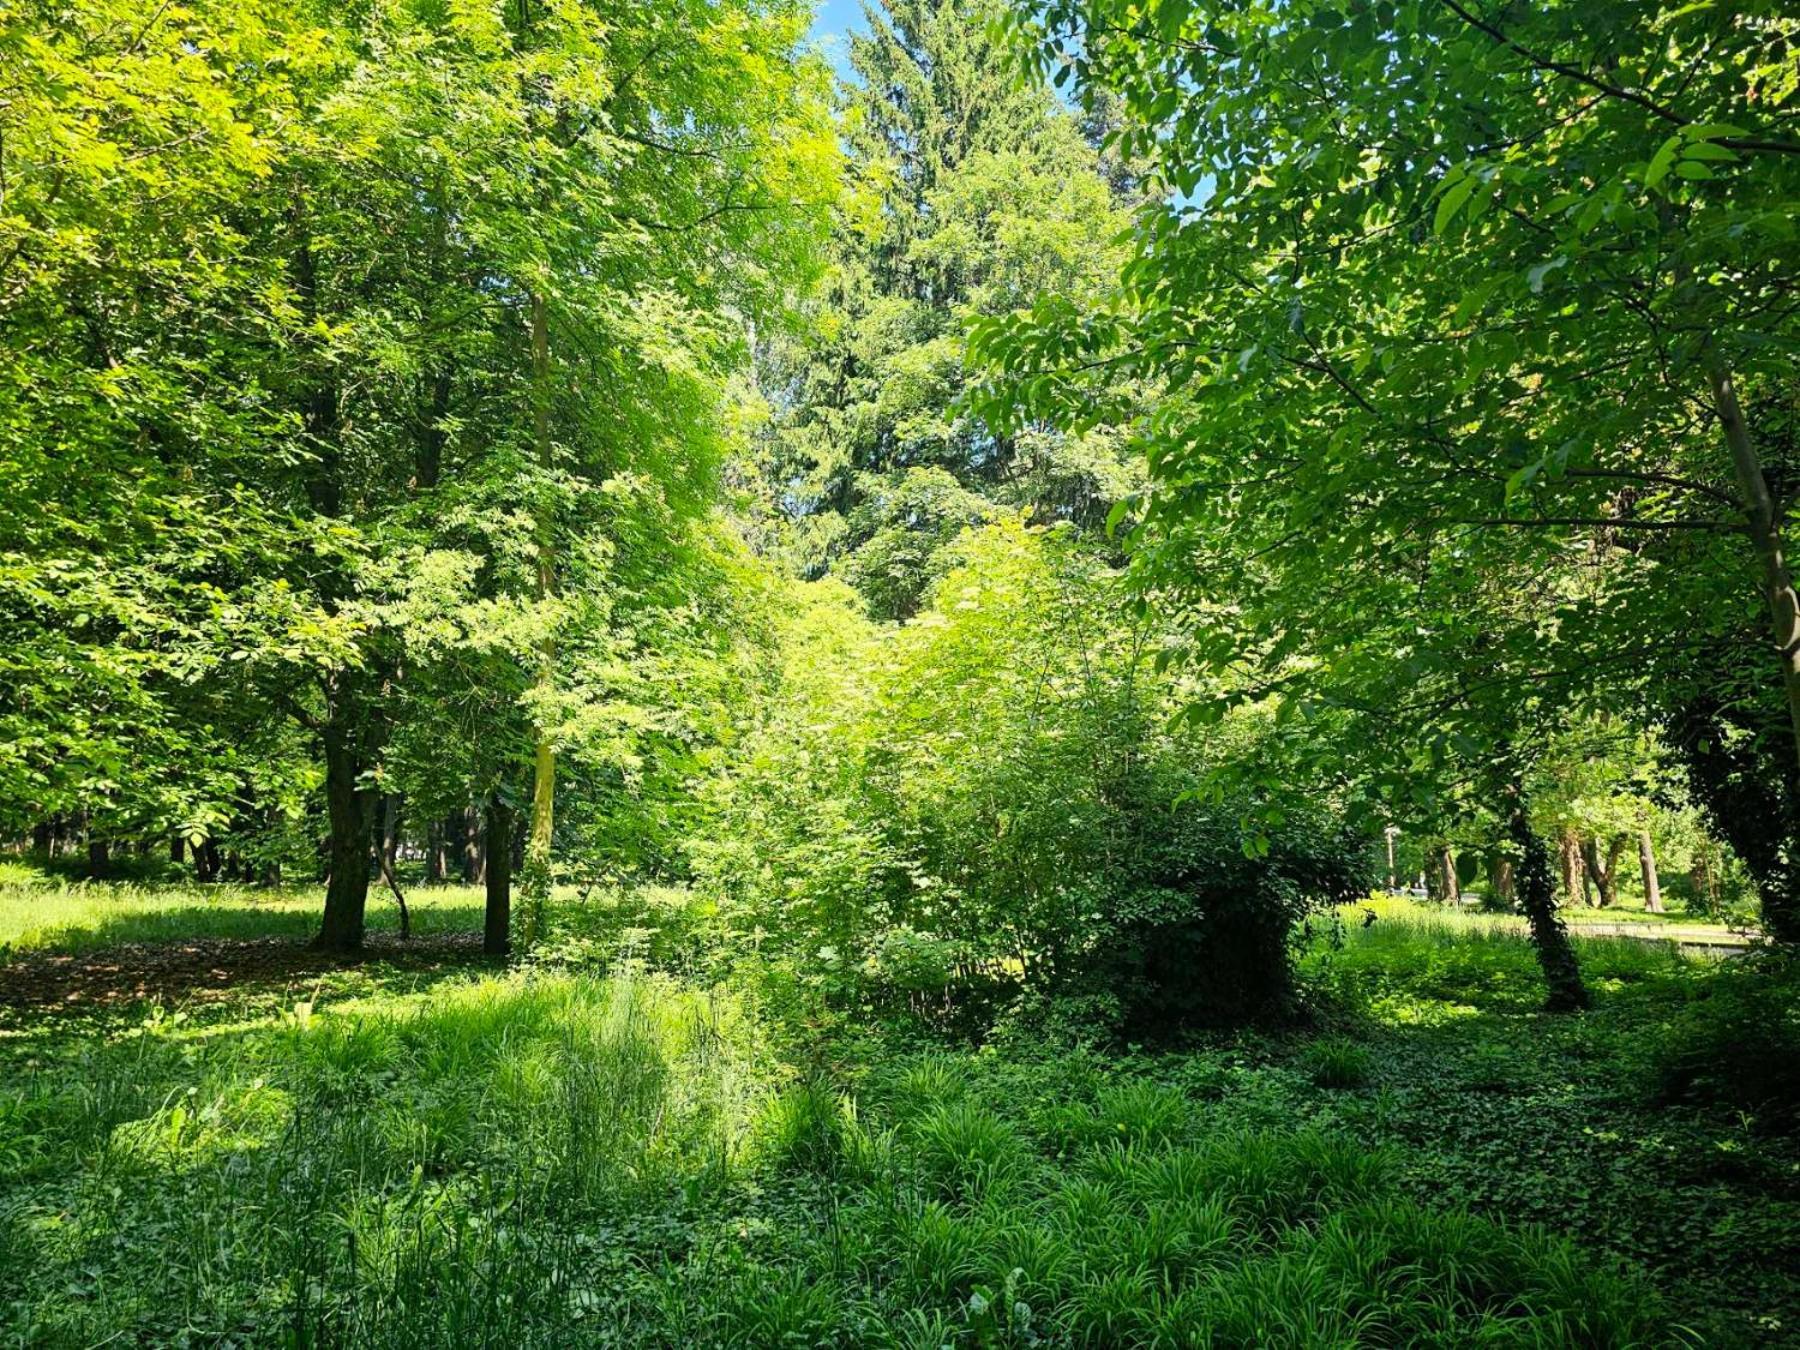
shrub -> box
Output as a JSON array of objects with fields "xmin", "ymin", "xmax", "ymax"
[{"xmin": 1650, "ymin": 953, "xmax": 1800, "ymax": 1128}]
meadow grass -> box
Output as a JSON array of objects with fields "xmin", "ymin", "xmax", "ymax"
[
  {"xmin": 0, "ymin": 874, "xmax": 1794, "ymax": 1344},
  {"xmin": 0, "ymin": 868, "xmax": 483, "ymax": 956}
]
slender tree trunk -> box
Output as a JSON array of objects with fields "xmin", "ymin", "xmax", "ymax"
[
  {"xmin": 380, "ymin": 793, "xmax": 403, "ymax": 880},
  {"xmin": 463, "ymin": 804, "xmax": 484, "ymax": 884},
  {"xmin": 1510, "ymin": 805, "xmax": 1590, "ymax": 1013},
  {"xmin": 522, "ymin": 289, "xmax": 556, "ymax": 944},
  {"xmin": 484, "ymin": 795, "xmax": 514, "ymax": 956},
  {"xmin": 1494, "ymin": 856, "xmax": 1515, "ymax": 907},
  {"xmin": 1581, "ymin": 837, "xmax": 1619, "ymax": 908},
  {"xmin": 1440, "ymin": 846, "xmax": 1460, "ymax": 905},
  {"xmin": 1638, "ymin": 829, "xmax": 1663, "ymax": 914},
  {"xmin": 1707, "ymin": 353, "xmax": 1800, "ymax": 773},
  {"xmin": 1384, "ymin": 829, "xmax": 1397, "ymax": 891},
  {"xmin": 315, "ymin": 717, "xmax": 375, "ymax": 952},
  {"xmin": 425, "ymin": 818, "xmax": 445, "ymax": 884}
]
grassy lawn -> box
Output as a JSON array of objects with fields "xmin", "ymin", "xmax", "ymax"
[
  {"xmin": 0, "ymin": 863, "xmax": 484, "ymax": 957},
  {"xmin": 0, "ymin": 874, "xmax": 1795, "ymax": 1345}
]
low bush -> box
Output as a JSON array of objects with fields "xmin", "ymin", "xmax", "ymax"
[{"xmin": 1650, "ymin": 951, "xmax": 1800, "ymax": 1129}]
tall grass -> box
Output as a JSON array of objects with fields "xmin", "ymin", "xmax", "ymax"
[{"xmin": 0, "ymin": 970, "xmax": 766, "ymax": 1344}]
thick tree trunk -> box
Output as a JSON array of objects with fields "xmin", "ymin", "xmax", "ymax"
[
  {"xmin": 315, "ymin": 719, "xmax": 375, "ymax": 953},
  {"xmin": 1580, "ymin": 837, "xmax": 1619, "ymax": 908},
  {"xmin": 483, "ymin": 795, "xmax": 514, "ymax": 956},
  {"xmin": 31, "ymin": 822, "xmax": 50, "ymax": 853},
  {"xmin": 1558, "ymin": 831, "xmax": 1581, "ymax": 907},
  {"xmin": 1510, "ymin": 806, "xmax": 1590, "ymax": 1013},
  {"xmin": 1638, "ymin": 830, "xmax": 1663, "ymax": 913},
  {"xmin": 1494, "ymin": 856, "xmax": 1515, "ymax": 907},
  {"xmin": 170, "ymin": 836, "xmax": 185, "ymax": 864},
  {"xmin": 86, "ymin": 837, "xmax": 109, "ymax": 880},
  {"xmin": 1440, "ymin": 845, "xmax": 1460, "ymax": 905}
]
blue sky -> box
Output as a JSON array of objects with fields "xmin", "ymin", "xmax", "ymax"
[{"xmin": 808, "ymin": 0, "xmax": 867, "ymax": 80}]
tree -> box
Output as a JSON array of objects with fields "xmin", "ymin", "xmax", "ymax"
[
  {"xmin": 981, "ymin": 0, "xmax": 1800, "ymax": 941},
  {"xmin": 748, "ymin": 0, "xmax": 1138, "ymax": 618}
]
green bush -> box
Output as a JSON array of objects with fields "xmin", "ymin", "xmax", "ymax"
[
  {"xmin": 1650, "ymin": 953, "xmax": 1800, "ymax": 1128},
  {"xmin": 696, "ymin": 524, "xmax": 1376, "ymax": 1033}
]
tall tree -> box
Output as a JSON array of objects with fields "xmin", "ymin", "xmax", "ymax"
[
  {"xmin": 750, "ymin": 0, "xmax": 1137, "ymax": 618},
  {"xmin": 981, "ymin": 0, "xmax": 1800, "ymax": 940}
]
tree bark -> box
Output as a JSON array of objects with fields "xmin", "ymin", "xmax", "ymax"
[
  {"xmin": 380, "ymin": 793, "xmax": 403, "ymax": 880},
  {"xmin": 1384, "ymin": 829, "xmax": 1397, "ymax": 891},
  {"xmin": 86, "ymin": 837, "xmax": 109, "ymax": 880},
  {"xmin": 484, "ymin": 795, "xmax": 514, "ymax": 956},
  {"xmin": 315, "ymin": 714, "xmax": 376, "ymax": 953},
  {"xmin": 1494, "ymin": 856, "xmax": 1515, "ymax": 906},
  {"xmin": 1638, "ymin": 829, "xmax": 1663, "ymax": 913},
  {"xmin": 425, "ymin": 817, "xmax": 445, "ymax": 884},
  {"xmin": 1510, "ymin": 805, "xmax": 1590, "ymax": 1012},
  {"xmin": 1706, "ymin": 353, "xmax": 1800, "ymax": 775},
  {"xmin": 1440, "ymin": 845, "xmax": 1460, "ymax": 905},
  {"xmin": 463, "ymin": 804, "xmax": 484, "ymax": 884},
  {"xmin": 1558, "ymin": 830, "xmax": 1581, "ymax": 907},
  {"xmin": 1581, "ymin": 836, "xmax": 1620, "ymax": 908},
  {"xmin": 522, "ymin": 288, "xmax": 556, "ymax": 944}
]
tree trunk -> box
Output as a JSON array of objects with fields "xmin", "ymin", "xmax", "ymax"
[
  {"xmin": 196, "ymin": 840, "xmax": 220, "ymax": 884},
  {"xmin": 1510, "ymin": 805, "xmax": 1590, "ymax": 1013},
  {"xmin": 1494, "ymin": 856, "xmax": 1515, "ymax": 906},
  {"xmin": 484, "ymin": 795, "xmax": 514, "ymax": 956},
  {"xmin": 1440, "ymin": 845, "xmax": 1460, "ymax": 905},
  {"xmin": 1706, "ymin": 353, "xmax": 1800, "ymax": 777},
  {"xmin": 1558, "ymin": 831, "xmax": 1581, "ymax": 907},
  {"xmin": 1384, "ymin": 829, "xmax": 1397, "ymax": 891},
  {"xmin": 1637, "ymin": 830, "xmax": 1663, "ymax": 913},
  {"xmin": 1580, "ymin": 837, "xmax": 1619, "ymax": 908},
  {"xmin": 425, "ymin": 817, "xmax": 445, "ymax": 884},
  {"xmin": 31, "ymin": 822, "xmax": 50, "ymax": 854},
  {"xmin": 380, "ymin": 793, "xmax": 403, "ymax": 880},
  {"xmin": 463, "ymin": 804, "xmax": 484, "ymax": 884},
  {"xmin": 522, "ymin": 289, "xmax": 556, "ymax": 945},
  {"xmin": 315, "ymin": 717, "xmax": 375, "ymax": 953},
  {"xmin": 86, "ymin": 837, "xmax": 109, "ymax": 880}
]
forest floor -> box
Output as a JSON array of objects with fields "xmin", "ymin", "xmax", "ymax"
[{"xmin": 0, "ymin": 870, "xmax": 1795, "ymax": 1346}]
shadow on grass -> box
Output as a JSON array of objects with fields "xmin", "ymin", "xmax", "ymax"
[{"xmin": 0, "ymin": 892, "xmax": 489, "ymax": 1013}]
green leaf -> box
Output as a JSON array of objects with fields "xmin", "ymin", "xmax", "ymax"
[
  {"xmin": 1433, "ymin": 174, "xmax": 1478, "ymax": 235},
  {"xmin": 1644, "ymin": 135, "xmax": 1682, "ymax": 189}
]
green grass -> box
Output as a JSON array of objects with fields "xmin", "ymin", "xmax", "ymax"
[
  {"xmin": 0, "ymin": 874, "xmax": 1796, "ymax": 1344},
  {"xmin": 0, "ymin": 873, "xmax": 483, "ymax": 957}
]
